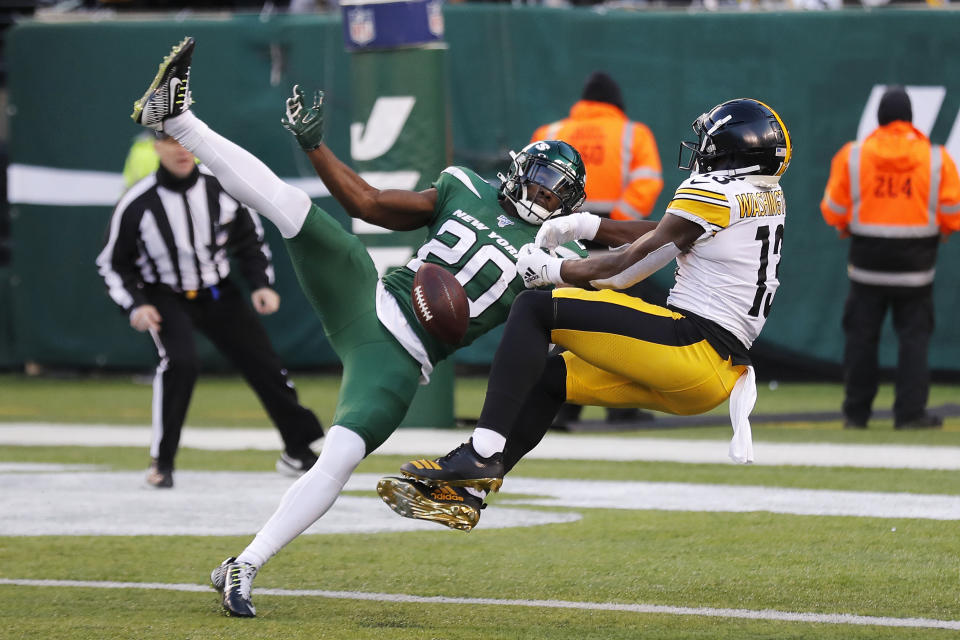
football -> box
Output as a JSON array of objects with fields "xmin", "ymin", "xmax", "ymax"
[{"xmin": 411, "ymin": 263, "xmax": 470, "ymax": 344}]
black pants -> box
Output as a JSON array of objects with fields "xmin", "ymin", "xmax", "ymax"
[
  {"xmin": 842, "ymin": 281, "xmax": 934, "ymax": 425},
  {"xmin": 144, "ymin": 280, "xmax": 323, "ymax": 470}
]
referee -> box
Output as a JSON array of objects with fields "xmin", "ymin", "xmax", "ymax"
[{"xmin": 97, "ymin": 132, "xmax": 323, "ymax": 488}]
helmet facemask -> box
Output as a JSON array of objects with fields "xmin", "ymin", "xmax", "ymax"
[{"xmin": 679, "ymin": 113, "xmax": 746, "ymax": 175}]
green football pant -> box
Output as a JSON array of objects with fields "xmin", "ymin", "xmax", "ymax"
[{"xmin": 284, "ymin": 205, "xmax": 421, "ymax": 454}]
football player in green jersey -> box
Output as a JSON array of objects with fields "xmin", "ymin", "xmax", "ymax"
[{"xmin": 129, "ymin": 39, "xmax": 589, "ymax": 617}]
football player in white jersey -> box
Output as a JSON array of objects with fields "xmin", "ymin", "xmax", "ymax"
[{"xmin": 379, "ymin": 99, "xmax": 791, "ymax": 531}]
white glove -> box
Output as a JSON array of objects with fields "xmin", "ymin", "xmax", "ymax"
[
  {"xmin": 535, "ymin": 212, "xmax": 602, "ymax": 250},
  {"xmin": 516, "ymin": 243, "xmax": 566, "ymax": 288}
]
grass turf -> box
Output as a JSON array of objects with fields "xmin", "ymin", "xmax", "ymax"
[
  {"xmin": 2, "ymin": 372, "xmax": 958, "ymax": 429},
  {"xmin": 2, "ymin": 509, "xmax": 958, "ymax": 639},
  {"xmin": 2, "ymin": 376, "xmax": 959, "ymax": 638}
]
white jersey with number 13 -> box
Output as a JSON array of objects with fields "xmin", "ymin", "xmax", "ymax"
[{"xmin": 664, "ymin": 172, "xmax": 786, "ymax": 348}]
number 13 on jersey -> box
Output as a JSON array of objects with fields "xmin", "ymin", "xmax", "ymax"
[{"xmin": 748, "ymin": 223, "xmax": 784, "ymax": 319}]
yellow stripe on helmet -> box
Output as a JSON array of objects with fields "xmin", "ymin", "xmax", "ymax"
[{"xmin": 752, "ymin": 98, "xmax": 792, "ymax": 176}]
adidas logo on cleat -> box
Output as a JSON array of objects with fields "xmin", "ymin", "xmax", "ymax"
[{"xmin": 431, "ymin": 486, "xmax": 464, "ymax": 502}]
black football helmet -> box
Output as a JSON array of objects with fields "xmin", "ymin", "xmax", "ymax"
[
  {"xmin": 678, "ymin": 99, "xmax": 792, "ymax": 182},
  {"xmin": 499, "ymin": 140, "xmax": 587, "ymax": 225}
]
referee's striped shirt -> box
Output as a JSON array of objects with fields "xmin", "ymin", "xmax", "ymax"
[{"xmin": 96, "ymin": 164, "xmax": 274, "ymax": 313}]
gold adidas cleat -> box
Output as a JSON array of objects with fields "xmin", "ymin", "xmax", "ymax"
[
  {"xmin": 399, "ymin": 439, "xmax": 504, "ymax": 494},
  {"xmin": 377, "ymin": 476, "xmax": 484, "ymax": 532}
]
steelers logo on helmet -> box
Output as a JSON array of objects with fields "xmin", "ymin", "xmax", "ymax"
[
  {"xmin": 678, "ymin": 99, "xmax": 792, "ymax": 186},
  {"xmin": 498, "ymin": 140, "xmax": 587, "ymax": 225}
]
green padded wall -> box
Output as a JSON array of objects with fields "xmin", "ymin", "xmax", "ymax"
[{"xmin": 5, "ymin": 8, "xmax": 960, "ymax": 372}]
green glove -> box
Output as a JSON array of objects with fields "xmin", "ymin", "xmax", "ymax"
[{"xmin": 281, "ymin": 84, "xmax": 324, "ymax": 151}]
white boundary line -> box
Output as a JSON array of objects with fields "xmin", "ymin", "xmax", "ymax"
[
  {"xmin": 1, "ymin": 579, "xmax": 957, "ymax": 630},
  {"xmin": 3, "ymin": 423, "xmax": 960, "ymax": 469}
]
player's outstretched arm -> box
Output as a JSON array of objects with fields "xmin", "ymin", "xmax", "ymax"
[
  {"xmin": 561, "ymin": 214, "xmax": 703, "ymax": 289},
  {"xmin": 281, "ymin": 84, "xmax": 436, "ymax": 231},
  {"xmin": 536, "ymin": 213, "xmax": 658, "ymax": 251},
  {"xmin": 593, "ymin": 218, "xmax": 659, "ymax": 248},
  {"xmin": 306, "ymin": 145, "xmax": 437, "ymax": 230}
]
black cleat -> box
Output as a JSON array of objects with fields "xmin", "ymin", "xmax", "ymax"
[
  {"xmin": 219, "ymin": 559, "xmax": 258, "ymax": 617},
  {"xmin": 146, "ymin": 458, "xmax": 173, "ymax": 488},
  {"xmin": 131, "ymin": 36, "xmax": 195, "ymax": 130},
  {"xmin": 399, "ymin": 439, "xmax": 504, "ymax": 493},
  {"xmin": 377, "ymin": 476, "xmax": 485, "ymax": 532},
  {"xmin": 894, "ymin": 414, "xmax": 943, "ymax": 430}
]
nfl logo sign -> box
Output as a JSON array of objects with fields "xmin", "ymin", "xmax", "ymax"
[
  {"xmin": 426, "ymin": 0, "xmax": 444, "ymax": 38},
  {"xmin": 348, "ymin": 7, "xmax": 375, "ymax": 47}
]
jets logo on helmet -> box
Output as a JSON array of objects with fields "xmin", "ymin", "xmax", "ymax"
[
  {"xmin": 678, "ymin": 98, "xmax": 792, "ymax": 185},
  {"xmin": 498, "ymin": 140, "xmax": 587, "ymax": 226}
]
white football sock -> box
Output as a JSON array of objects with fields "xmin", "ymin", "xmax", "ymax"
[
  {"xmin": 465, "ymin": 487, "xmax": 487, "ymax": 500},
  {"xmin": 162, "ymin": 111, "xmax": 311, "ymax": 238},
  {"xmin": 471, "ymin": 427, "xmax": 506, "ymax": 458},
  {"xmin": 236, "ymin": 426, "xmax": 366, "ymax": 569}
]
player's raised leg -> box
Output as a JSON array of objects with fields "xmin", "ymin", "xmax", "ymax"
[{"xmin": 130, "ymin": 37, "xmax": 310, "ymax": 239}]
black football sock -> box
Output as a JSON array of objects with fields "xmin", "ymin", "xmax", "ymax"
[
  {"xmin": 503, "ymin": 353, "xmax": 567, "ymax": 474},
  {"xmin": 476, "ymin": 290, "xmax": 555, "ymax": 438}
]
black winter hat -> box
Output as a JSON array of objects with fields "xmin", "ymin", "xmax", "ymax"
[
  {"xmin": 877, "ymin": 86, "xmax": 912, "ymax": 125},
  {"xmin": 581, "ymin": 71, "xmax": 625, "ymax": 111}
]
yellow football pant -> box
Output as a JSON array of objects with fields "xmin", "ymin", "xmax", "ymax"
[{"xmin": 551, "ymin": 288, "xmax": 745, "ymax": 415}]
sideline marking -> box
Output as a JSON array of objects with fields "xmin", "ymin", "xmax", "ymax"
[
  {"xmin": 1, "ymin": 578, "xmax": 957, "ymax": 630},
  {"xmin": 0, "ymin": 469, "xmax": 580, "ymax": 536},
  {"xmin": 2, "ymin": 423, "xmax": 960, "ymax": 469},
  {"xmin": 3, "ymin": 469, "xmax": 957, "ymax": 537}
]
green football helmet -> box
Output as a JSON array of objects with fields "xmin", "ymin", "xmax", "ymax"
[{"xmin": 499, "ymin": 140, "xmax": 587, "ymax": 225}]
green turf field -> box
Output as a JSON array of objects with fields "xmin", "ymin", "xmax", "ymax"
[
  {"xmin": 2, "ymin": 372, "xmax": 959, "ymax": 429},
  {"xmin": 1, "ymin": 374, "xmax": 959, "ymax": 638}
]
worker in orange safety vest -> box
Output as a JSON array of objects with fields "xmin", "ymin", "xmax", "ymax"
[
  {"xmin": 821, "ymin": 86, "xmax": 960, "ymax": 430},
  {"xmin": 531, "ymin": 71, "xmax": 663, "ymax": 223}
]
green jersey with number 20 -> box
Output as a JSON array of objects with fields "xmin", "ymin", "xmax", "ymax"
[{"xmin": 382, "ymin": 166, "xmax": 586, "ymax": 364}]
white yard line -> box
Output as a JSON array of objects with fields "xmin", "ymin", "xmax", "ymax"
[
  {"xmin": 0, "ymin": 579, "xmax": 956, "ymax": 630},
  {"xmin": 2, "ymin": 469, "xmax": 957, "ymax": 537},
  {"xmin": 1, "ymin": 422, "xmax": 959, "ymax": 469},
  {"xmin": 0, "ymin": 470, "xmax": 580, "ymax": 536}
]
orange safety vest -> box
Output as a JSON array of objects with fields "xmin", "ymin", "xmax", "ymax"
[
  {"xmin": 821, "ymin": 121, "xmax": 960, "ymax": 285},
  {"xmin": 531, "ymin": 100, "xmax": 662, "ymax": 220}
]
